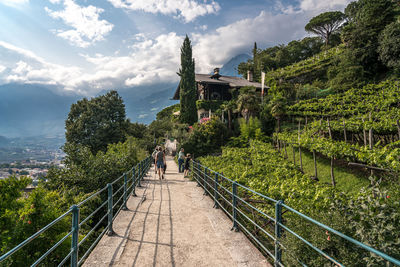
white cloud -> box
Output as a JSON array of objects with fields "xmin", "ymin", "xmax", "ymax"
[
  {"xmin": 192, "ymin": 10, "xmax": 307, "ymax": 73},
  {"xmin": 0, "ymin": 33, "xmax": 182, "ymax": 94},
  {"xmin": 0, "ymin": 41, "xmax": 82, "ymax": 92},
  {"xmin": 0, "ymin": 0, "xmax": 352, "ymax": 94},
  {"xmin": 0, "ymin": 0, "xmax": 28, "ymax": 7},
  {"xmin": 107, "ymin": 0, "xmax": 220, "ymax": 23},
  {"xmin": 45, "ymin": 0, "xmax": 113, "ymax": 47},
  {"xmin": 299, "ymin": 0, "xmax": 352, "ymax": 12},
  {"xmin": 138, "ymin": 114, "xmax": 148, "ymax": 119}
]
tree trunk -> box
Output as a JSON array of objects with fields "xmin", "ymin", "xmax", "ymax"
[
  {"xmin": 362, "ymin": 118, "xmax": 367, "ymax": 147},
  {"xmin": 284, "ymin": 142, "xmax": 288, "ymax": 159},
  {"xmin": 292, "ymin": 145, "xmax": 296, "ymax": 165},
  {"xmin": 277, "ymin": 117, "xmax": 281, "ymax": 133},
  {"xmin": 299, "ymin": 147, "xmax": 303, "ymax": 172},
  {"xmin": 327, "ymin": 118, "xmax": 332, "ymax": 139}
]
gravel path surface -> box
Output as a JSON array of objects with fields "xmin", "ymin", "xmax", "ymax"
[{"xmin": 83, "ymin": 156, "xmax": 270, "ymax": 267}]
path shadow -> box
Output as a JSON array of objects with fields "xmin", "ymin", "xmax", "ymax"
[{"xmin": 108, "ymin": 179, "xmax": 153, "ymax": 267}]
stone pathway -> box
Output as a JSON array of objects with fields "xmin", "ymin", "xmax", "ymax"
[{"xmin": 83, "ymin": 156, "xmax": 270, "ymax": 267}]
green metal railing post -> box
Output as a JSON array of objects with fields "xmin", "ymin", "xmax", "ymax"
[
  {"xmin": 132, "ymin": 167, "xmax": 137, "ymax": 196},
  {"xmin": 232, "ymin": 182, "xmax": 239, "ymax": 232},
  {"xmin": 214, "ymin": 172, "xmax": 219, "ymax": 209},
  {"xmin": 203, "ymin": 167, "xmax": 208, "ymax": 195},
  {"xmin": 275, "ymin": 200, "xmax": 283, "ymax": 266},
  {"xmin": 70, "ymin": 205, "xmax": 79, "ymax": 267},
  {"xmin": 137, "ymin": 164, "xmax": 142, "ymax": 187},
  {"xmin": 122, "ymin": 174, "xmax": 128, "ymax": 210},
  {"xmin": 107, "ymin": 183, "xmax": 114, "ymax": 236},
  {"xmin": 141, "ymin": 161, "xmax": 144, "ymax": 180},
  {"xmin": 196, "ymin": 162, "xmax": 201, "ymax": 187}
]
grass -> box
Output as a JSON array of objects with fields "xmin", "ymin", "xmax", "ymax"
[{"xmin": 280, "ymin": 144, "xmax": 370, "ymax": 195}]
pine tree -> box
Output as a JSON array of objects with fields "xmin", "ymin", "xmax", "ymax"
[{"xmin": 178, "ymin": 35, "xmax": 197, "ymax": 124}]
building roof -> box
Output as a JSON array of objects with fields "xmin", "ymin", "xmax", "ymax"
[{"xmin": 173, "ymin": 74, "xmax": 267, "ymax": 100}]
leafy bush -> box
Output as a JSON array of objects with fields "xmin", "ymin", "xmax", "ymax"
[
  {"xmin": 47, "ymin": 137, "xmax": 146, "ymax": 193},
  {"xmin": 181, "ymin": 117, "xmax": 231, "ymax": 157}
]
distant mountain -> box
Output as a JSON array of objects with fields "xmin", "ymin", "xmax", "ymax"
[
  {"xmin": 0, "ymin": 84, "xmax": 79, "ymax": 137},
  {"xmin": 120, "ymin": 84, "xmax": 179, "ymax": 124},
  {"xmin": 0, "ymin": 55, "xmax": 243, "ymax": 138},
  {"xmin": 0, "ymin": 83, "xmax": 179, "ymax": 138},
  {"xmin": 219, "ymin": 54, "xmax": 251, "ymax": 77}
]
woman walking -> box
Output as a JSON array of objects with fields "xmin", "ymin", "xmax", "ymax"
[
  {"xmin": 184, "ymin": 153, "xmax": 191, "ymax": 178},
  {"xmin": 155, "ymin": 147, "xmax": 165, "ymax": 180},
  {"xmin": 178, "ymin": 148, "xmax": 185, "ymax": 173}
]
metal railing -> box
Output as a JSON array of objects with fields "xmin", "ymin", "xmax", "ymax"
[
  {"xmin": 0, "ymin": 156, "xmax": 152, "ymax": 267},
  {"xmin": 192, "ymin": 161, "xmax": 400, "ymax": 267}
]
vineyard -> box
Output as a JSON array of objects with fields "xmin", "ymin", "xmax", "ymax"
[
  {"xmin": 273, "ymin": 80, "xmax": 400, "ymax": 189},
  {"xmin": 199, "ymin": 141, "xmax": 400, "ymax": 265},
  {"xmin": 265, "ymin": 46, "xmax": 344, "ymax": 85}
]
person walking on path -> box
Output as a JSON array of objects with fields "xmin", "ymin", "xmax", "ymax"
[
  {"xmin": 178, "ymin": 148, "xmax": 185, "ymax": 173},
  {"xmin": 184, "ymin": 153, "xmax": 191, "ymax": 178},
  {"xmin": 155, "ymin": 147, "xmax": 166, "ymax": 180},
  {"xmin": 152, "ymin": 146, "xmax": 159, "ymax": 174},
  {"xmin": 163, "ymin": 148, "xmax": 167, "ymax": 174}
]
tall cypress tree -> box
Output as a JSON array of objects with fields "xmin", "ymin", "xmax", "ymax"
[{"xmin": 178, "ymin": 35, "xmax": 197, "ymax": 124}]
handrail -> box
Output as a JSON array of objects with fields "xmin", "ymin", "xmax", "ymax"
[
  {"xmin": 192, "ymin": 160, "xmax": 400, "ymax": 266},
  {"xmin": 0, "ymin": 156, "xmax": 152, "ymax": 267}
]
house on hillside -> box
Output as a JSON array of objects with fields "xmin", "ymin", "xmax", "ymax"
[{"xmin": 173, "ymin": 68, "xmax": 267, "ymax": 120}]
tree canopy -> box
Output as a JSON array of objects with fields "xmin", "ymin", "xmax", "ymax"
[
  {"xmin": 378, "ymin": 21, "xmax": 400, "ymax": 71},
  {"xmin": 305, "ymin": 11, "xmax": 346, "ymax": 46},
  {"xmin": 65, "ymin": 90, "xmax": 128, "ymax": 154},
  {"xmin": 178, "ymin": 35, "xmax": 197, "ymax": 125}
]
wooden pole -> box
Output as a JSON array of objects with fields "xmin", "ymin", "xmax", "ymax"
[
  {"xmin": 284, "ymin": 142, "xmax": 288, "ymax": 158},
  {"xmin": 369, "ymin": 126, "xmax": 373, "ymax": 149},
  {"xmin": 362, "ymin": 118, "xmax": 367, "ymax": 147},
  {"xmin": 397, "ymin": 119, "xmax": 400, "ymax": 140},
  {"xmin": 298, "ymin": 121, "xmax": 303, "ymax": 172},
  {"xmin": 292, "ymin": 145, "xmax": 296, "ymax": 165},
  {"xmin": 327, "ymin": 118, "xmax": 332, "ymax": 139},
  {"xmin": 343, "ymin": 118, "xmax": 347, "ymax": 142},
  {"xmin": 299, "ymin": 147, "xmax": 303, "ymax": 172}
]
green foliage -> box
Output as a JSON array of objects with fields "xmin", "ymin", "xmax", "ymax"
[
  {"xmin": 265, "ymin": 46, "xmax": 344, "ymax": 98},
  {"xmin": 178, "ymin": 36, "xmax": 197, "ymax": 124},
  {"xmin": 305, "ymin": 11, "xmax": 346, "ymax": 46},
  {"xmin": 195, "ymin": 100, "xmax": 223, "ymax": 111},
  {"xmin": 259, "ymin": 101, "xmax": 276, "ymax": 135},
  {"xmin": 327, "ymin": 48, "xmax": 366, "ymax": 92},
  {"xmin": 200, "ymin": 141, "xmax": 400, "ymax": 265},
  {"xmin": 47, "ymin": 137, "xmax": 146, "ymax": 193},
  {"xmin": 126, "ymin": 122, "xmax": 148, "ymax": 139},
  {"xmin": 329, "ymin": 186, "xmax": 400, "ymax": 265},
  {"xmin": 238, "ymin": 37, "xmax": 324, "ymax": 81},
  {"xmin": 181, "ymin": 117, "xmax": 231, "ymax": 157},
  {"xmin": 0, "ymin": 180, "xmax": 78, "ymax": 266},
  {"xmin": 65, "ymin": 90, "xmax": 129, "ymax": 155},
  {"xmin": 341, "ymin": 0, "xmax": 398, "ymax": 76},
  {"xmin": 156, "ymin": 103, "xmax": 180, "ymax": 121},
  {"xmin": 378, "ymin": 21, "xmax": 400, "ymax": 71},
  {"xmin": 236, "ymin": 86, "xmax": 260, "ymax": 120},
  {"xmin": 268, "ymin": 93, "xmax": 287, "ymax": 132}
]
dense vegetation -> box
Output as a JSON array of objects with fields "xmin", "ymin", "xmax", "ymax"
[
  {"xmin": 0, "ymin": 92, "xmax": 148, "ymax": 266},
  {"xmin": 2, "ymin": 0, "xmax": 400, "ymax": 265}
]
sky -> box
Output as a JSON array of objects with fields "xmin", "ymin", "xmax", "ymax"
[{"xmin": 0, "ymin": 0, "xmax": 352, "ymax": 96}]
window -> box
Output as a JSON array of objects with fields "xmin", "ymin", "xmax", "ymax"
[{"xmin": 211, "ymin": 91, "xmax": 221, "ymax": 100}]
